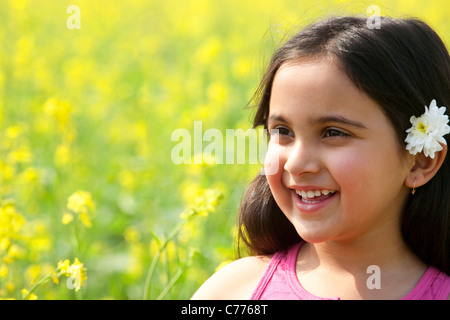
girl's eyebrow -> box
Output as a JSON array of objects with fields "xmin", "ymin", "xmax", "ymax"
[
  {"xmin": 310, "ymin": 115, "xmax": 368, "ymax": 129},
  {"xmin": 266, "ymin": 114, "xmax": 292, "ymax": 128},
  {"xmin": 267, "ymin": 113, "xmax": 368, "ymax": 129},
  {"xmin": 267, "ymin": 114, "xmax": 288, "ymax": 124}
]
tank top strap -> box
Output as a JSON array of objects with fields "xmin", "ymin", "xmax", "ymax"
[
  {"xmin": 249, "ymin": 249, "xmax": 286, "ymax": 300},
  {"xmin": 402, "ymin": 266, "xmax": 450, "ymax": 300},
  {"xmin": 251, "ymin": 242, "xmax": 338, "ymax": 300},
  {"xmin": 251, "ymin": 242, "xmax": 339, "ymax": 300}
]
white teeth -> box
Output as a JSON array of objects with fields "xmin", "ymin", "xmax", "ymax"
[{"xmin": 295, "ymin": 189, "xmax": 335, "ymax": 198}]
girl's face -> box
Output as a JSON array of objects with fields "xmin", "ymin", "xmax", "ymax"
[{"xmin": 265, "ymin": 59, "xmax": 413, "ymax": 244}]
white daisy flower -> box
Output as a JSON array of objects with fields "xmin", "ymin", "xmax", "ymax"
[{"xmin": 405, "ymin": 99, "xmax": 450, "ymax": 158}]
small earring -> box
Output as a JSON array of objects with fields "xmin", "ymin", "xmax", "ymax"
[{"xmin": 411, "ymin": 180, "xmax": 416, "ymax": 195}]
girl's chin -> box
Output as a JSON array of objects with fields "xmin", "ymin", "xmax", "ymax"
[
  {"xmin": 296, "ymin": 233, "xmax": 331, "ymax": 244},
  {"xmin": 289, "ymin": 220, "xmax": 337, "ymax": 244}
]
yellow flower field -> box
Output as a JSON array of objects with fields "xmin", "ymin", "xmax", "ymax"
[{"xmin": 0, "ymin": 0, "xmax": 448, "ymax": 299}]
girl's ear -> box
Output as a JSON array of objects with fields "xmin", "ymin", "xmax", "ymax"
[{"xmin": 405, "ymin": 143, "xmax": 447, "ymax": 189}]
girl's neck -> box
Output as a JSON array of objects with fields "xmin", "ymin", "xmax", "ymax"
[
  {"xmin": 297, "ymin": 230, "xmax": 428, "ymax": 299},
  {"xmin": 311, "ymin": 238, "xmax": 418, "ymax": 272},
  {"xmin": 304, "ymin": 215, "xmax": 423, "ymax": 270}
]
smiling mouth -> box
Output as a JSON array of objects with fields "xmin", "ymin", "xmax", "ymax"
[{"xmin": 293, "ymin": 189, "xmax": 336, "ymax": 204}]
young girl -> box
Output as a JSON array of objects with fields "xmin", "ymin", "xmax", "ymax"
[{"xmin": 192, "ymin": 16, "xmax": 450, "ymax": 300}]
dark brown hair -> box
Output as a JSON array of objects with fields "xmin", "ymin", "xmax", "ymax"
[{"xmin": 238, "ymin": 16, "xmax": 450, "ymax": 275}]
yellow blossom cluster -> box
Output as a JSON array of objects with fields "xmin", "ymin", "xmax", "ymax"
[
  {"xmin": 54, "ymin": 258, "xmax": 88, "ymax": 292},
  {"xmin": 0, "ymin": 196, "xmax": 88, "ymax": 299},
  {"xmin": 21, "ymin": 257, "xmax": 87, "ymax": 300},
  {"xmin": 179, "ymin": 188, "xmax": 224, "ymax": 220},
  {"xmin": 0, "ymin": 201, "xmax": 25, "ymax": 280},
  {"xmin": 63, "ymin": 190, "xmax": 95, "ymax": 228}
]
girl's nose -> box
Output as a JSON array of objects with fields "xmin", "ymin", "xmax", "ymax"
[{"xmin": 283, "ymin": 141, "xmax": 321, "ymax": 177}]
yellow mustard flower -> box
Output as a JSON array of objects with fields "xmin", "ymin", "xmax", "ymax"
[
  {"xmin": 124, "ymin": 225, "xmax": 141, "ymax": 243},
  {"xmin": 0, "ymin": 200, "xmax": 25, "ymax": 245},
  {"xmin": 67, "ymin": 190, "xmax": 95, "ymax": 214},
  {"xmin": 66, "ymin": 190, "xmax": 95, "ymax": 228},
  {"xmin": 54, "ymin": 144, "xmax": 71, "ymax": 167},
  {"xmin": 179, "ymin": 188, "xmax": 223, "ymax": 219},
  {"xmin": 21, "ymin": 289, "xmax": 37, "ymax": 300},
  {"xmin": 6, "ymin": 145, "xmax": 33, "ymax": 164},
  {"xmin": 57, "ymin": 259, "xmax": 71, "ymax": 273},
  {"xmin": 53, "ymin": 259, "xmax": 70, "ymax": 284},
  {"xmin": 78, "ymin": 211, "xmax": 92, "ymax": 228},
  {"xmin": 0, "ymin": 265, "xmax": 8, "ymax": 278},
  {"xmin": 53, "ymin": 258, "xmax": 87, "ymax": 292},
  {"xmin": 43, "ymin": 98, "xmax": 73, "ymax": 128},
  {"xmin": 61, "ymin": 212, "xmax": 73, "ymax": 225},
  {"xmin": 65, "ymin": 258, "xmax": 87, "ymax": 292}
]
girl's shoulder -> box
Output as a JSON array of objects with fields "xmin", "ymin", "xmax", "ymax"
[{"xmin": 191, "ymin": 254, "xmax": 272, "ymax": 300}]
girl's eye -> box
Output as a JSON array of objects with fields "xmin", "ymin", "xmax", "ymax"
[
  {"xmin": 323, "ymin": 128, "xmax": 349, "ymax": 138},
  {"xmin": 270, "ymin": 126, "xmax": 293, "ymax": 137}
]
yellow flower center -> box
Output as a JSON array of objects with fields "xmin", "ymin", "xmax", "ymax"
[{"xmin": 417, "ymin": 122, "xmax": 428, "ymax": 134}]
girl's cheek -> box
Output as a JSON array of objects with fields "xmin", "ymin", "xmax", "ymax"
[
  {"xmin": 330, "ymin": 153, "xmax": 359, "ymax": 173},
  {"xmin": 327, "ymin": 149, "xmax": 374, "ymax": 191},
  {"xmin": 263, "ymin": 142, "xmax": 284, "ymax": 177}
]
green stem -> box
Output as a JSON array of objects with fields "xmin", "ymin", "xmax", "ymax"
[
  {"xmin": 156, "ymin": 248, "xmax": 196, "ymax": 300},
  {"xmin": 156, "ymin": 267, "xmax": 183, "ymax": 300},
  {"xmin": 70, "ymin": 224, "xmax": 80, "ymax": 258},
  {"xmin": 22, "ymin": 270, "xmax": 55, "ymax": 300},
  {"xmin": 142, "ymin": 248, "xmax": 161, "ymax": 300},
  {"xmin": 142, "ymin": 216, "xmax": 192, "ymax": 300}
]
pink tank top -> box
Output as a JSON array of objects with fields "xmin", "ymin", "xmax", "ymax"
[{"xmin": 251, "ymin": 242, "xmax": 450, "ymax": 300}]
